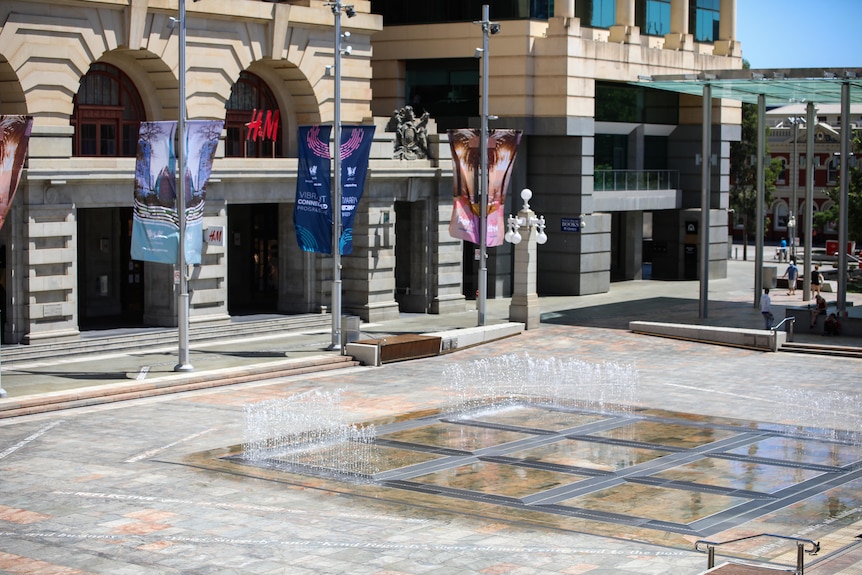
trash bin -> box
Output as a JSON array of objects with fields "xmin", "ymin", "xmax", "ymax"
[{"xmin": 762, "ymin": 266, "xmax": 777, "ymax": 289}]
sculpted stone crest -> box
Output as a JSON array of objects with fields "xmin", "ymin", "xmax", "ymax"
[{"xmin": 392, "ymin": 106, "xmax": 430, "ymax": 160}]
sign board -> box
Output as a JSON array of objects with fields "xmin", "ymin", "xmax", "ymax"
[
  {"xmin": 205, "ymin": 226, "xmax": 224, "ymax": 246},
  {"xmin": 561, "ymin": 217, "xmax": 581, "ymax": 233},
  {"xmin": 685, "ymin": 220, "xmax": 698, "ymax": 234}
]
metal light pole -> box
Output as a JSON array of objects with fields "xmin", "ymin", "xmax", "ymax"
[
  {"xmin": 327, "ymin": 2, "xmax": 354, "ymax": 351},
  {"xmin": 699, "ymin": 82, "xmax": 712, "ymax": 319},
  {"xmin": 175, "ymin": 0, "xmax": 192, "ymax": 372},
  {"xmin": 474, "ymin": 5, "xmax": 497, "ymax": 326}
]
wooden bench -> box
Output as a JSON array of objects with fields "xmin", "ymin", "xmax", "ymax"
[{"xmin": 351, "ymin": 334, "xmax": 442, "ymax": 364}]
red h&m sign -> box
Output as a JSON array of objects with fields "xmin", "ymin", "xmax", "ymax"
[{"xmin": 246, "ymin": 109, "xmax": 280, "ymax": 142}]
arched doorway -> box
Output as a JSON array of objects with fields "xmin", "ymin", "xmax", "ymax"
[
  {"xmin": 225, "ymin": 71, "xmax": 285, "ymax": 315},
  {"xmin": 72, "ymin": 63, "xmax": 146, "ymax": 328}
]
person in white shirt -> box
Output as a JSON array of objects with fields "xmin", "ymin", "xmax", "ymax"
[{"xmin": 760, "ymin": 288, "xmax": 773, "ymax": 330}]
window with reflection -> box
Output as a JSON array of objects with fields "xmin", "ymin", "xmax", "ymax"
[
  {"xmin": 406, "ymin": 59, "xmax": 479, "ymax": 130},
  {"xmin": 576, "ymin": 0, "xmax": 615, "ymax": 28},
  {"xmin": 71, "ymin": 63, "xmax": 145, "ymax": 157},
  {"xmin": 596, "ymin": 81, "xmax": 679, "ymax": 125},
  {"xmin": 370, "ymin": 0, "xmax": 553, "ymax": 24},
  {"xmin": 690, "ymin": 0, "xmax": 720, "ymax": 42},
  {"xmin": 225, "ymin": 71, "xmax": 283, "ymax": 158},
  {"xmin": 638, "ymin": 0, "xmax": 671, "ymax": 36}
]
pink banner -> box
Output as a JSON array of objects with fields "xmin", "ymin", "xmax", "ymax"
[
  {"xmin": 448, "ymin": 128, "xmax": 521, "ymax": 246},
  {"xmin": 0, "ymin": 116, "xmax": 34, "ymax": 231}
]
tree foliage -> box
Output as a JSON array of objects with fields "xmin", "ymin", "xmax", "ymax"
[
  {"xmin": 813, "ymin": 132, "xmax": 862, "ymax": 244},
  {"xmin": 729, "ymin": 101, "xmax": 782, "ymax": 255}
]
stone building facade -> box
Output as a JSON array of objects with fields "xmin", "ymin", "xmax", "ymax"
[{"xmin": 2, "ymin": 0, "xmax": 742, "ymax": 345}]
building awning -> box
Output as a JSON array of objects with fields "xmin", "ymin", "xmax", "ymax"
[{"xmin": 634, "ymin": 68, "xmax": 862, "ymax": 105}]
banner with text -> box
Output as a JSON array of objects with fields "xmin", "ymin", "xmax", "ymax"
[
  {"xmin": 131, "ymin": 120, "xmax": 222, "ymax": 265},
  {"xmin": 294, "ymin": 125, "xmax": 333, "ymax": 253},
  {"xmin": 338, "ymin": 125, "xmax": 375, "ymax": 255},
  {"xmin": 448, "ymin": 128, "xmax": 522, "ymax": 247},
  {"xmin": 0, "ymin": 116, "xmax": 34, "ymax": 231}
]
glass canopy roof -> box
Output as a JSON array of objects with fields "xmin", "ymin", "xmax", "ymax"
[{"xmin": 635, "ymin": 68, "xmax": 862, "ymax": 105}]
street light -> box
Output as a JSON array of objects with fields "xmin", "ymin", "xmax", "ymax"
[
  {"xmin": 505, "ymin": 188, "xmax": 548, "ymax": 330},
  {"xmin": 473, "ymin": 4, "xmax": 499, "ymax": 326},
  {"xmin": 326, "ymin": 2, "xmax": 355, "ymax": 351}
]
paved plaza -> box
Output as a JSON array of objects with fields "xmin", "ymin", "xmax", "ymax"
[{"xmin": 0, "ymin": 258, "xmax": 861, "ymax": 575}]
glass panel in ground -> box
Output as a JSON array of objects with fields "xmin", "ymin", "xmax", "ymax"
[
  {"xmin": 589, "ymin": 420, "xmax": 739, "ymax": 448},
  {"xmin": 458, "ymin": 404, "xmax": 608, "ymax": 432},
  {"xmin": 649, "ymin": 457, "xmax": 825, "ymax": 493},
  {"xmin": 559, "ymin": 482, "xmax": 750, "ymax": 524},
  {"xmin": 723, "ymin": 436, "xmax": 862, "ymax": 468},
  {"xmin": 266, "ymin": 443, "xmax": 444, "ymax": 474},
  {"xmin": 410, "ymin": 460, "xmax": 591, "ymax": 498},
  {"xmin": 505, "ymin": 438, "xmax": 672, "ymax": 471},
  {"xmin": 377, "ymin": 422, "xmax": 535, "ymax": 452}
]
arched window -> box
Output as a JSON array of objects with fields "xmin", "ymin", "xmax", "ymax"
[
  {"xmin": 225, "ymin": 71, "xmax": 283, "ymax": 158},
  {"xmin": 71, "ymin": 63, "xmax": 145, "ymax": 157},
  {"xmin": 774, "ymin": 201, "xmax": 789, "ymax": 231}
]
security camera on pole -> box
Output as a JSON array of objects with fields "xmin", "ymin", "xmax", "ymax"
[{"xmin": 473, "ymin": 4, "xmax": 500, "ymax": 326}]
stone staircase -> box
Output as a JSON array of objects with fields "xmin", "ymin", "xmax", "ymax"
[
  {"xmin": 0, "ymin": 313, "xmax": 333, "ymax": 365},
  {"xmin": 779, "ymin": 341, "xmax": 862, "ymax": 359}
]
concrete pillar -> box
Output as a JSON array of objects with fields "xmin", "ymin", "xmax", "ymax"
[
  {"xmin": 609, "ymin": 0, "xmax": 640, "ymax": 43},
  {"xmin": 713, "ymin": 0, "xmax": 739, "ymax": 56},
  {"xmin": 554, "ymin": 0, "xmax": 575, "ymax": 18},
  {"xmin": 664, "ymin": 0, "xmax": 693, "ymax": 51}
]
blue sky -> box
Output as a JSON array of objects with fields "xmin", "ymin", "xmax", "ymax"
[{"xmin": 737, "ymin": 0, "xmax": 862, "ymax": 69}]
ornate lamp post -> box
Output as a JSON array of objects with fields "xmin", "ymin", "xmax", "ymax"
[{"xmin": 505, "ymin": 189, "xmax": 548, "ymax": 329}]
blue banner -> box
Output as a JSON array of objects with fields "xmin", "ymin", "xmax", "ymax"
[
  {"xmin": 338, "ymin": 125, "xmax": 375, "ymax": 255},
  {"xmin": 131, "ymin": 120, "xmax": 222, "ymax": 265},
  {"xmin": 131, "ymin": 121, "xmax": 178, "ymax": 264},
  {"xmin": 294, "ymin": 125, "xmax": 333, "ymax": 253}
]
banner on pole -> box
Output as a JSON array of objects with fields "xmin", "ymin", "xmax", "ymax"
[
  {"xmin": 131, "ymin": 120, "xmax": 222, "ymax": 265},
  {"xmin": 294, "ymin": 125, "xmax": 333, "ymax": 253},
  {"xmin": 183, "ymin": 120, "xmax": 223, "ymax": 265},
  {"xmin": 447, "ymin": 128, "xmax": 522, "ymax": 247},
  {"xmin": 132, "ymin": 121, "xmax": 178, "ymax": 264},
  {"xmin": 338, "ymin": 125, "xmax": 375, "ymax": 255},
  {"xmin": 0, "ymin": 116, "xmax": 34, "ymax": 231}
]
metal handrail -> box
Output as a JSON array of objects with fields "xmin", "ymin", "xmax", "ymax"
[
  {"xmin": 593, "ymin": 169, "xmax": 679, "ymax": 191},
  {"xmin": 695, "ymin": 533, "xmax": 819, "ymax": 574},
  {"xmin": 772, "ymin": 316, "xmax": 796, "ymax": 341}
]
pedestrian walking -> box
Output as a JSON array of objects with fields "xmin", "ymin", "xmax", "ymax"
[
  {"xmin": 811, "ymin": 264, "xmax": 823, "ymax": 297},
  {"xmin": 761, "ymin": 288, "xmax": 773, "ymax": 330},
  {"xmin": 782, "ymin": 258, "xmax": 798, "ymax": 295}
]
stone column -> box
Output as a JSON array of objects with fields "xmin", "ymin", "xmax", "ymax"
[
  {"xmin": 609, "ymin": 0, "xmax": 640, "ymax": 44},
  {"xmin": 664, "ymin": 0, "xmax": 693, "ymax": 51},
  {"xmin": 713, "ymin": 0, "xmax": 739, "ymax": 56},
  {"xmin": 554, "ymin": 0, "xmax": 575, "ymax": 18}
]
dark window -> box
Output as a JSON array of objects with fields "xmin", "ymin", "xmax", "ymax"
[
  {"xmin": 71, "ymin": 63, "xmax": 145, "ymax": 157},
  {"xmin": 690, "ymin": 0, "xmax": 720, "ymax": 42},
  {"xmin": 576, "ymin": 0, "xmax": 616, "ymax": 28},
  {"xmin": 225, "ymin": 71, "xmax": 283, "ymax": 158},
  {"xmin": 371, "ymin": 0, "xmax": 553, "ymax": 25},
  {"xmin": 595, "ymin": 134, "xmax": 628, "ymax": 170},
  {"xmin": 596, "ymin": 81, "xmax": 678, "ymax": 125},
  {"xmin": 637, "ymin": 0, "xmax": 671, "ymax": 36},
  {"xmin": 406, "ymin": 59, "xmax": 479, "ymax": 130}
]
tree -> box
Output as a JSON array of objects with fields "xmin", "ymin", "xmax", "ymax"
[
  {"xmin": 729, "ymin": 101, "xmax": 782, "ymax": 260},
  {"xmin": 814, "ymin": 132, "xmax": 862, "ymax": 245}
]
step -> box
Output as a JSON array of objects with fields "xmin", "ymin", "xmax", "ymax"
[
  {"xmin": 0, "ymin": 314, "xmax": 332, "ymax": 364},
  {"xmin": 698, "ymin": 563, "xmax": 793, "ymax": 574},
  {"xmin": 0, "ymin": 354, "xmax": 359, "ymax": 419},
  {"xmin": 779, "ymin": 341, "xmax": 862, "ymax": 358}
]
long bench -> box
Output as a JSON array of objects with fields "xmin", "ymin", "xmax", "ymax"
[{"xmin": 630, "ymin": 321, "xmax": 786, "ymax": 352}]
